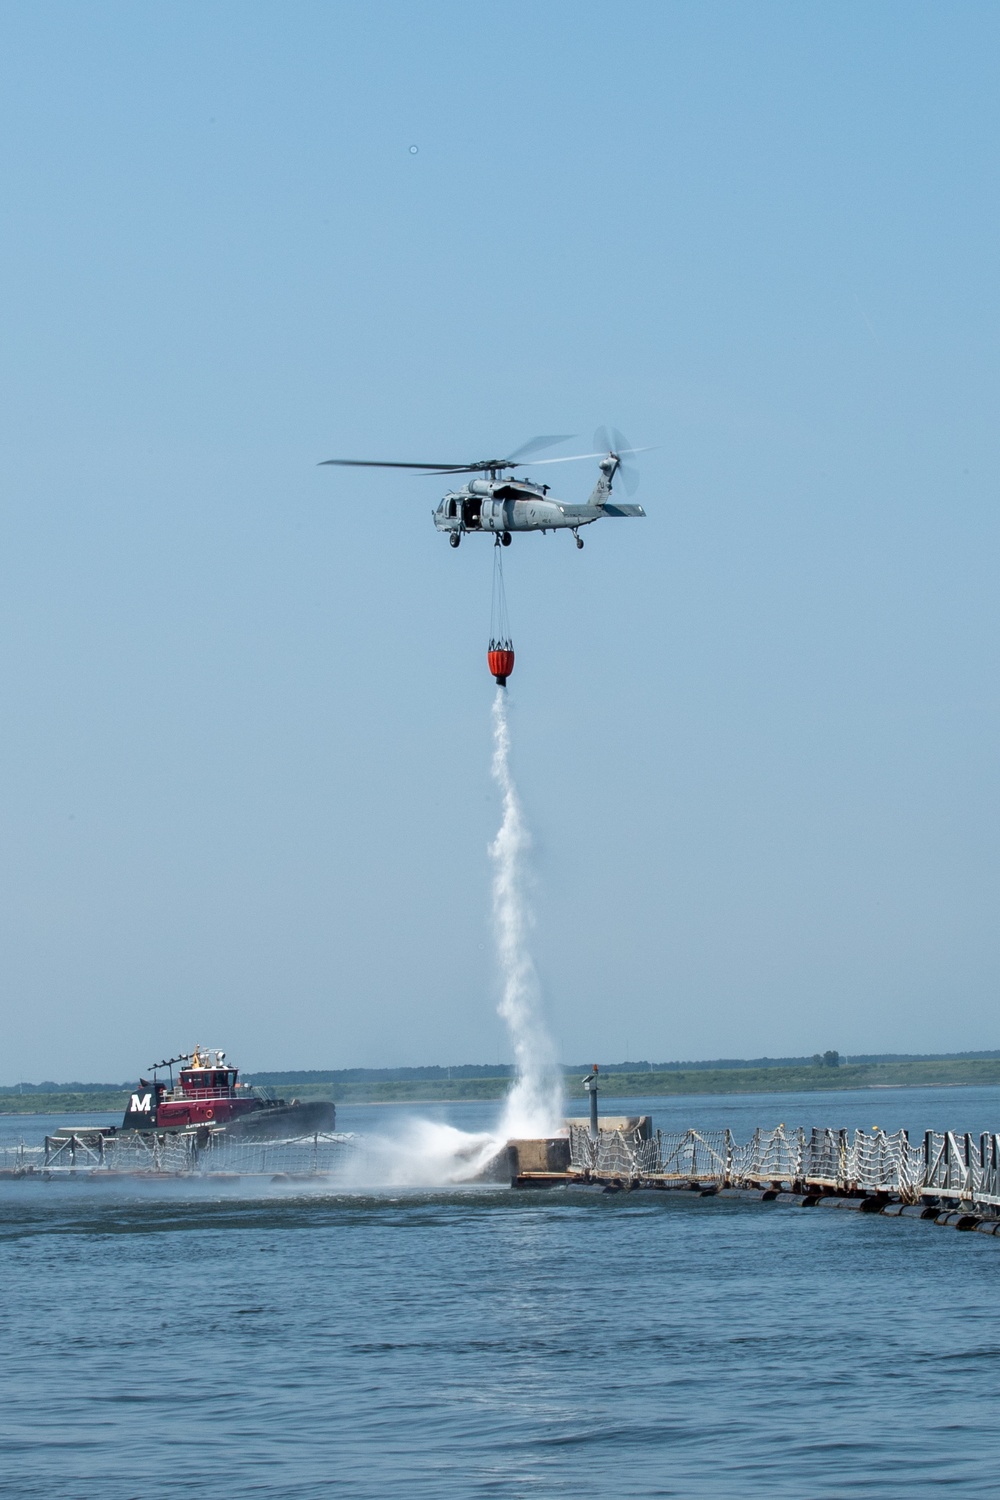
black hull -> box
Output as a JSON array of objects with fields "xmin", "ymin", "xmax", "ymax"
[{"xmin": 223, "ymin": 1100, "xmax": 337, "ymax": 1140}]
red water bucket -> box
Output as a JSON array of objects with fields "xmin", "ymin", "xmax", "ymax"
[{"xmin": 488, "ymin": 647, "xmax": 515, "ymax": 686}]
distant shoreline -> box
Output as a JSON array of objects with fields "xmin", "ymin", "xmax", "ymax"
[{"xmin": 1, "ymin": 1066, "xmax": 997, "ymax": 1117}]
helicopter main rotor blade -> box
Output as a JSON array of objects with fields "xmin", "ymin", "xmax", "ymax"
[
  {"xmin": 503, "ymin": 433, "xmax": 575, "ymax": 464},
  {"xmin": 522, "ymin": 446, "xmax": 655, "ymax": 466},
  {"xmin": 319, "ymin": 437, "xmax": 574, "ymax": 475},
  {"xmin": 318, "ymin": 459, "xmax": 472, "ymax": 471},
  {"xmin": 419, "ymin": 436, "xmax": 577, "ymax": 474},
  {"xmin": 318, "ymin": 434, "xmax": 652, "ymax": 480}
]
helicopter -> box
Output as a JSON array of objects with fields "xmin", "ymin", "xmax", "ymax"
[{"xmin": 319, "ymin": 430, "xmax": 647, "ymax": 548}]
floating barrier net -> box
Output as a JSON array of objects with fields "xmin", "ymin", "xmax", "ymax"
[
  {"xmin": 34, "ymin": 1130, "xmax": 360, "ymax": 1179},
  {"xmin": 1, "ymin": 1124, "xmax": 998, "ymax": 1214},
  {"xmin": 566, "ymin": 1125, "xmax": 1000, "ymax": 1211}
]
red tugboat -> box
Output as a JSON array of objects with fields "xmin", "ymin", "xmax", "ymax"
[{"xmin": 122, "ymin": 1048, "xmax": 336, "ymax": 1138}]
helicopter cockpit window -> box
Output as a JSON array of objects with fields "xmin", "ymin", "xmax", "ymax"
[{"xmin": 447, "ymin": 499, "xmax": 457, "ymax": 518}]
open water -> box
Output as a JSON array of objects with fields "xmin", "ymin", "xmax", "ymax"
[{"xmin": 3, "ymin": 1084, "xmax": 1000, "ymax": 1497}]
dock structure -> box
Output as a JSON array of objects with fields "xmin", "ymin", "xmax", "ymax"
[
  {"xmin": 508, "ymin": 1123, "xmax": 1000, "ymax": 1230},
  {"xmin": 3, "ymin": 1121, "xmax": 1000, "ymax": 1233},
  {"xmin": 0, "ymin": 1128, "xmax": 358, "ymax": 1181}
]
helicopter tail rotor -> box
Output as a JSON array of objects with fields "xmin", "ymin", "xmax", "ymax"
[{"xmin": 594, "ymin": 427, "xmax": 642, "ymax": 496}]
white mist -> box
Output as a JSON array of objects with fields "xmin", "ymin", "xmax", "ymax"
[
  {"xmin": 336, "ymin": 689, "xmax": 564, "ymax": 1188},
  {"xmin": 490, "ymin": 688, "xmax": 564, "ymax": 1139}
]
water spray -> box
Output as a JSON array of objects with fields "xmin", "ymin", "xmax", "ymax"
[{"xmin": 490, "ymin": 689, "xmax": 563, "ymax": 1139}]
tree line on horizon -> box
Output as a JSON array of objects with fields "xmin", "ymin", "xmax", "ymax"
[{"xmin": 5, "ymin": 1048, "xmax": 1000, "ymax": 1092}]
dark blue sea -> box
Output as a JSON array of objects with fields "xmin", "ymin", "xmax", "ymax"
[{"xmin": 3, "ymin": 1084, "xmax": 1000, "ymax": 1498}]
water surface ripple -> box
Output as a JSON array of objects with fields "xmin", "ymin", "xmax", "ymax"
[{"xmin": 2, "ymin": 1086, "xmax": 1000, "ymax": 1497}]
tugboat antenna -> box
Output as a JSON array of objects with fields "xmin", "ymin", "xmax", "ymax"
[{"xmin": 149, "ymin": 1053, "xmax": 193, "ymax": 1072}]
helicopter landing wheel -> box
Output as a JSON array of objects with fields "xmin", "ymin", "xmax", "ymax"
[
  {"xmin": 501, "ymin": 531, "xmax": 512, "ymax": 547},
  {"xmin": 575, "ymin": 534, "xmax": 584, "ymax": 549},
  {"xmin": 449, "ymin": 533, "xmax": 461, "ymax": 548}
]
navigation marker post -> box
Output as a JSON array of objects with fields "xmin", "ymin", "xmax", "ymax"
[{"xmin": 582, "ymin": 1066, "xmax": 600, "ymax": 1140}]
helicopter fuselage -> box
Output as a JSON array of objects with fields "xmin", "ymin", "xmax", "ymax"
[
  {"xmin": 432, "ymin": 476, "xmax": 642, "ymax": 539},
  {"xmin": 320, "ymin": 438, "xmax": 646, "ymax": 546}
]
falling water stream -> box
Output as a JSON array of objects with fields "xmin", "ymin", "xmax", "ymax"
[
  {"xmin": 345, "ymin": 684, "xmax": 562, "ymax": 1185},
  {"xmin": 489, "ymin": 687, "xmax": 564, "ymax": 1140}
]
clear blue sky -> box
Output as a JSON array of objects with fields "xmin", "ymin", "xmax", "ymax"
[{"xmin": 0, "ymin": 2, "xmax": 997, "ymax": 1081}]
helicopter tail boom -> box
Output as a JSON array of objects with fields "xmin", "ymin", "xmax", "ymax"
[{"xmin": 587, "ymin": 454, "xmax": 620, "ymax": 508}]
